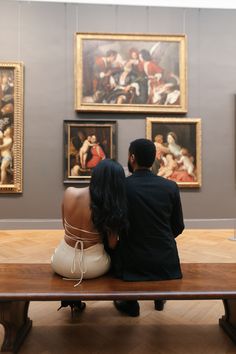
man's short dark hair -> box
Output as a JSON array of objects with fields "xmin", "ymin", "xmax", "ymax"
[
  {"xmin": 106, "ymin": 50, "xmax": 117, "ymax": 58},
  {"xmin": 129, "ymin": 138, "xmax": 156, "ymax": 168},
  {"xmin": 140, "ymin": 49, "xmax": 151, "ymax": 61}
]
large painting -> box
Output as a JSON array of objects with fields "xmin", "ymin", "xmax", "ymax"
[
  {"xmin": 64, "ymin": 120, "xmax": 116, "ymax": 183},
  {"xmin": 146, "ymin": 118, "xmax": 201, "ymax": 188},
  {"xmin": 75, "ymin": 33, "xmax": 187, "ymax": 113},
  {"xmin": 0, "ymin": 62, "xmax": 23, "ymax": 193}
]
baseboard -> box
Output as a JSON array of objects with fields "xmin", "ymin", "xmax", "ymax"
[
  {"xmin": 0, "ymin": 218, "xmax": 235, "ymax": 230},
  {"xmin": 0, "ymin": 219, "xmax": 63, "ymax": 230},
  {"xmin": 184, "ymin": 218, "xmax": 236, "ymax": 229}
]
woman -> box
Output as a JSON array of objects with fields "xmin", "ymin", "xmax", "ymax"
[
  {"xmin": 86, "ymin": 135, "xmax": 106, "ymax": 169},
  {"xmin": 51, "ymin": 159, "xmax": 128, "ymax": 311},
  {"xmin": 0, "ymin": 126, "xmax": 13, "ymax": 185},
  {"xmin": 166, "ymin": 132, "xmax": 181, "ymax": 157}
]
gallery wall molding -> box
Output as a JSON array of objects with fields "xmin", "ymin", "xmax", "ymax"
[
  {"xmin": 16, "ymin": 0, "xmax": 236, "ymax": 10},
  {"xmin": 0, "ymin": 218, "xmax": 235, "ymax": 230}
]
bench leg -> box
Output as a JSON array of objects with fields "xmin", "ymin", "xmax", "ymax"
[
  {"xmin": 219, "ymin": 299, "xmax": 236, "ymax": 344},
  {"xmin": 0, "ymin": 301, "xmax": 32, "ymax": 353}
]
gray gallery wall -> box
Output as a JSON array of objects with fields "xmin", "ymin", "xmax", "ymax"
[{"xmin": 0, "ymin": 0, "xmax": 236, "ymax": 229}]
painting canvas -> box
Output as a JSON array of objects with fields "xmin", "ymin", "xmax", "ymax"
[
  {"xmin": 0, "ymin": 62, "xmax": 23, "ymax": 193},
  {"xmin": 75, "ymin": 33, "xmax": 187, "ymax": 113},
  {"xmin": 146, "ymin": 118, "xmax": 201, "ymax": 188},
  {"xmin": 64, "ymin": 120, "xmax": 116, "ymax": 183}
]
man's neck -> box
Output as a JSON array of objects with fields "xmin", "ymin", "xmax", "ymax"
[{"xmin": 133, "ymin": 166, "xmax": 150, "ymax": 172}]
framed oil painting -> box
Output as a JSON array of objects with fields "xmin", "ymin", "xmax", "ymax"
[
  {"xmin": 146, "ymin": 118, "xmax": 201, "ymax": 188},
  {"xmin": 64, "ymin": 120, "xmax": 116, "ymax": 183},
  {"xmin": 0, "ymin": 62, "xmax": 23, "ymax": 193},
  {"xmin": 75, "ymin": 33, "xmax": 187, "ymax": 113}
]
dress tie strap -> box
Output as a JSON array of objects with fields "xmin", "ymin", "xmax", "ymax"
[
  {"xmin": 61, "ymin": 219, "xmax": 101, "ymax": 286},
  {"xmin": 63, "ymin": 238, "xmax": 86, "ymax": 287}
]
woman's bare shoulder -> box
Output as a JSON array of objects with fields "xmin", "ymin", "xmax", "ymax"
[
  {"xmin": 64, "ymin": 186, "xmax": 89, "ymax": 199},
  {"xmin": 63, "ymin": 187, "xmax": 90, "ymax": 216}
]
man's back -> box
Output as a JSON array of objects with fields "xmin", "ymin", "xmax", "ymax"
[{"xmin": 119, "ymin": 169, "xmax": 184, "ymax": 281}]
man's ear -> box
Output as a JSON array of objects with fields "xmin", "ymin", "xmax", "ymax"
[{"xmin": 130, "ymin": 154, "xmax": 135, "ymax": 163}]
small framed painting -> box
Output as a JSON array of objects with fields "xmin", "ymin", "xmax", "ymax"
[
  {"xmin": 146, "ymin": 117, "xmax": 201, "ymax": 188},
  {"xmin": 64, "ymin": 120, "xmax": 116, "ymax": 183}
]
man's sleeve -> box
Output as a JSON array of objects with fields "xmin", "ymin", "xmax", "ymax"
[{"xmin": 171, "ymin": 186, "xmax": 185, "ymax": 238}]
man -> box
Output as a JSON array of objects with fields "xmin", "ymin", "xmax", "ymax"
[
  {"xmin": 93, "ymin": 50, "xmax": 121, "ymax": 101},
  {"xmin": 113, "ymin": 138, "xmax": 184, "ymax": 317}
]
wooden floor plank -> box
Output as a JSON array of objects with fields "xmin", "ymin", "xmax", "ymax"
[{"xmin": 0, "ymin": 229, "xmax": 236, "ymax": 354}]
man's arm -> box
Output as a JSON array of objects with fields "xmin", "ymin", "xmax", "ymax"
[{"xmin": 171, "ymin": 186, "xmax": 184, "ymax": 238}]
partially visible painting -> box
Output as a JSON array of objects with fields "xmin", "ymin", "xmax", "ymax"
[
  {"xmin": 75, "ymin": 33, "xmax": 187, "ymax": 113},
  {"xmin": 146, "ymin": 118, "xmax": 201, "ymax": 188},
  {"xmin": 0, "ymin": 62, "xmax": 23, "ymax": 193},
  {"xmin": 64, "ymin": 120, "xmax": 116, "ymax": 183}
]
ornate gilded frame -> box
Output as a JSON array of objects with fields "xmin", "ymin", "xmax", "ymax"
[
  {"xmin": 0, "ymin": 62, "xmax": 23, "ymax": 193},
  {"xmin": 146, "ymin": 117, "xmax": 201, "ymax": 188},
  {"xmin": 64, "ymin": 120, "xmax": 116, "ymax": 184},
  {"xmin": 75, "ymin": 32, "xmax": 187, "ymax": 113}
]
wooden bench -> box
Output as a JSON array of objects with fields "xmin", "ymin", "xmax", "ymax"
[{"xmin": 0, "ymin": 263, "xmax": 236, "ymax": 353}]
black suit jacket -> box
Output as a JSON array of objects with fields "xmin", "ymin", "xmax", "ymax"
[{"xmin": 114, "ymin": 169, "xmax": 184, "ymax": 281}]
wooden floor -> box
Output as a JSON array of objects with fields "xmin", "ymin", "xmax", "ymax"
[{"xmin": 0, "ymin": 229, "xmax": 236, "ymax": 354}]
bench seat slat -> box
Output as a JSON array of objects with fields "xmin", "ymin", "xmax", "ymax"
[{"xmin": 0, "ymin": 263, "xmax": 236, "ymax": 301}]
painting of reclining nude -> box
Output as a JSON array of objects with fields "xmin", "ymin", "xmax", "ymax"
[
  {"xmin": 146, "ymin": 118, "xmax": 201, "ymax": 188},
  {"xmin": 0, "ymin": 63, "xmax": 23, "ymax": 193},
  {"xmin": 75, "ymin": 33, "xmax": 187, "ymax": 113},
  {"xmin": 64, "ymin": 120, "xmax": 116, "ymax": 183}
]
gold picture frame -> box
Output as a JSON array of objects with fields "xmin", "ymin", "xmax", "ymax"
[
  {"xmin": 146, "ymin": 117, "xmax": 201, "ymax": 188},
  {"xmin": 75, "ymin": 32, "xmax": 187, "ymax": 113},
  {"xmin": 0, "ymin": 62, "xmax": 23, "ymax": 193},
  {"xmin": 64, "ymin": 120, "xmax": 116, "ymax": 184}
]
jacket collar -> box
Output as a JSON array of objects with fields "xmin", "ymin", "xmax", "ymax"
[{"xmin": 133, "ymin": 169, "xmax": 153, "ymax": 176}]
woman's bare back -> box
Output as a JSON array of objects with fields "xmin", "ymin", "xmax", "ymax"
[{"xmin": 62, "ymin": 187, "xmax": 101, "ymax": 248}]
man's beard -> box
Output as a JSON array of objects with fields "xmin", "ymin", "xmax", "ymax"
[{"xmin": 128, "ymin": 160, "xmax": 134, "ymax": 173}]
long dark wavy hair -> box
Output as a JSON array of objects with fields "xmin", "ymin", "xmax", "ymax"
[{"xmin": 89, "ymin": 159, "xmax": 128, "ymax": 238}]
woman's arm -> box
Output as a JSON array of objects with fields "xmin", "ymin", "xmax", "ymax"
[
  {"xmin": 61, "ymin": 199, "xmax": 65, "ymax": 229},
  {"xmin": 107, "ymin": 231, "xmax": 119, "ymax": 249}
]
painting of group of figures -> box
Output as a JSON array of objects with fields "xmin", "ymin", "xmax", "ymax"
[
  {"xmin": 75, "ymin": 33, "xmax": 186, "ymax": 113},
  {"xmin": 146, "ymin": 118, "xmax": 201, "ymax": 188},
  {"xmin": 64, "ymin": 120, "xmax": 116, "ymax": 183},
  {"xmin": 0, "ymin": 63, "xmax": 23, "ymax": 193}
]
